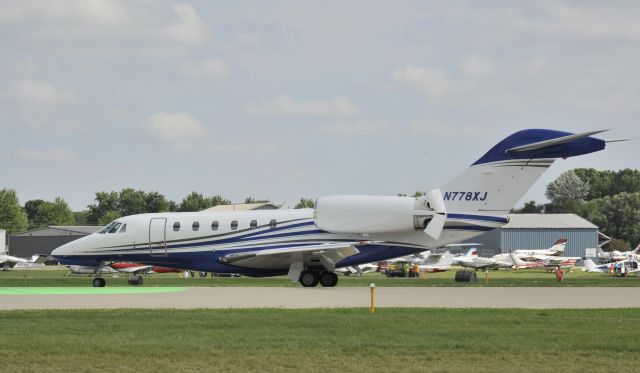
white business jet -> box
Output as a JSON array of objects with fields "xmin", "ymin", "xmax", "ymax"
[{"xmin": 52, "ymin": 129, "xmax": 610, "ymax": 287}]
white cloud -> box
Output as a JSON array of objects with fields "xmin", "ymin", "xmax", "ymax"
[
  {"xmin": 145, "ymin": 112, "xmax": 209, "ymax": 152},
  {"xmin": 391, "ymin": 66, "xmax": 454, "ymax": 101},
  {"xmin": 319, "ymin": 119, "xmax": 395, "ymax": 136},
  {"xmin": 1, "ymin": 1, "xmax": 210, "ymax": 53},
  {"xmin": 179, "ymin": 58, "xmax": 231, "ymax": 79},
  {"xmin": 166, "ymin": 4, "xmax": 208, "ymax": 47},
  {"xmin": 16, "ymin": 148, "xmax": 76, "ymax": 162},
  {"xmin": 459, "ymin": 55, "xmax": 495, "ymax": 78},
  {"xmin": 244, "ymin": 95, "xmax": 359, "ymax": 117},
  {"xmin": 10, "ymin": 80, "xmax": 77, "ymax": 107}
]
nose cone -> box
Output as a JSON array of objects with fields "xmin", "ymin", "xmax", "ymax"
[{"xmin": 51, "ymin": 241, "xmax": 74, "ymax": 258}]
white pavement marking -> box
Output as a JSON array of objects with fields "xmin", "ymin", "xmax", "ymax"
[{"xmin": 1, "ymin": 287, "xmax": 639, "ymax": 310}]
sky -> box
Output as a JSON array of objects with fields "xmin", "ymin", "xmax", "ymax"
[{"xmin": 0, "ymin": 0, "xmax": 638, "ymax": 211}]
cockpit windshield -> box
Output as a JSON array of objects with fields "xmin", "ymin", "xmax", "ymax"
[{"xmin": 99, "ymin": 221, "xmax": 122, "ymax": 234}]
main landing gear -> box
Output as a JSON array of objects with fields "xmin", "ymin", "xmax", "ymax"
[{"xmin": 299, "ymin": 269, "xmax": 339, "ymax": 287}]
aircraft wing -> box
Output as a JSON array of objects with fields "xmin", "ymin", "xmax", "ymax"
[
  {"xmin": 219, "ymin": 242, "xmax": 361, "ymax": 270},
  {"xmin": 112, "ymin": 265, "xmax": 154, "ymax": 275}
]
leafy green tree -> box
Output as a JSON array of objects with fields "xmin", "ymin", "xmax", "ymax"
[
  {"xmin": 179, "ymin": 192, "xmax": 214, "ymax": 212},
  {"xmin": 574, "ymin": 168, "xmax": 640, "ymax": 199},
  {"xmin": 581, "ymin": 193, "xmax": 640, "ymax": 247},
  {"xmin": 612, "ymin": 169, "xmax": 640, "ymax": 196},
  {"xmin": 144, "ymin": 191, "xmax": 171, "ymax": 213},
  {"xmin": 0, "ymin": 189, "xmax": 28, "ymax": 234},
  {"xmin": 98, "ymin": 211, "xmax": 121, "ymax": 225},
  {"xmin": 33, "ymin": 197, "xmax": 75, "ymax": 226},
  {"xmin": 513, "ymin": 200, "xmax": 545, "ymax": 214},
  {"xmin": 295, "ymin": 198, "xmax": 315, "ymax": 209},
  {"xmin": 211, "ymin": 195, "xmax": 231, "ymax": 207},
  {"xmin": 545, "ymin": 170, "xmax": 589, "ymax": 213},
  {"xmin": 118, "ymin": 188, "xmax": 147, "ymax": 216},
  {"xmin": 87, "ymin": 189, "xmax": 172, "ymax": 223},
  {"xmin": 573, "ymin": 168, "xmax": 613, "ymax": 200},
  {"xmin": 23, "ymin": 199, "xmax": 45, "ymax": 223},
  {"xmin": 87, "ymin": 191, "xmax": 119, "ymax": 224},
  {"xmin": 73, "ymin": 211, "xmax": 88, "ymax": 225}
]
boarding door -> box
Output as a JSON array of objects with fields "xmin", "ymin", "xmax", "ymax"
[{"xmin": 149, "ymin": 217, "xmax": 167, "ymax": 257}]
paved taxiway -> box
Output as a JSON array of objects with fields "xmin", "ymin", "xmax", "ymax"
[{"xmin": 1, "ymin": 287, "xmax": 639, "ymax": 309}]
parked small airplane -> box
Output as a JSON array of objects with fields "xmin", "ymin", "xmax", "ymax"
[
  {"xmin": 417, "ymin": 252, "xmax": 454, "ymax": 272},
  {"xmin": 597, "ymin": 245, "xmax": 640, "ymax": 262},
  {"xmin": 583, "ymin": 258, "xmax": 640, "ymax": 276},
  {"xmin": 0, "ymin": 253, "xmax": 48, "ymax": 271},
  {"xmin": 457, "ymin": 253, "xmax": 513, "ymax": 270},
  {"xmin": 508, "ymin": 252, "xmax": 546, "ymax": 270},
  {"xmin": 452, "ymin": 247, "xmax": 480, "ymax": 266},
  {"xmin": 68, "ymin": 262, "xmax": 184, "ymax": 284},
  {"xmin": 51, "ymin": 129, "xmax": 611, "ymax": 287},
  {"xmin": 512, "ymin": 238, "xmax": 567, "ymax": 258}
]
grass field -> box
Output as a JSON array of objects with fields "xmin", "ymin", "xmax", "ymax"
[
  {"xmin": 1, "ymin": 308, "xmax": 639, "ymax": 372},
  {"xmin": 1, "ymin": 267, "xmax": 639, "ymax": 287}
]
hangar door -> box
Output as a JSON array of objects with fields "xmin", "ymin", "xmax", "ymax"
[{"xmin": 149, "ymin": 218, "xmax": 167, "ymax": 256}]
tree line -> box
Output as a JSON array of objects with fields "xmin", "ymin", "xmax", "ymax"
[{"xmin": 0, "ymin": 188, "xmax": 316, "ymax": 234}]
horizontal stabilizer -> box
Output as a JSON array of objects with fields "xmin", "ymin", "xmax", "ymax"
[{"xmin": 506, "ymin": 129, "xmax": 608, "ymax": 153}]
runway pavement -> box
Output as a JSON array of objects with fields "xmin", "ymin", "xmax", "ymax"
[{"xmin": 0, "ymin": 287, "xmax": 639, "ymax": 309}]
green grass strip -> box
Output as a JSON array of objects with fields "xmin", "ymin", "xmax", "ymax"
[{"xmin": 1, "ymin": 308, "xmax": 639, "ymax": 372}]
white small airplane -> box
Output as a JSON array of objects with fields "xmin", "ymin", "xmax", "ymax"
[
  {"xmin": 452, "ymin": 247, "xmax": 480, "ymax": 266},
  {"xmin": 457, "ymin": 253, "xmax": 513, "ymax": 270},
  {"xmin": 0, "ymin": 252, "xmax": 48, "ymax": 271},
  {"xmin": 51, "ymin": 129, "xmax": 610, "ymax": 287},
  {"xmin": 512, "ymin": 238, "xmax": 567, "ymax": 258},
  {"xmin": 583, "ymin": 258, "xmax": 640, "ymax": 276},
  {"xmin": 598, "ymin": 245, "xmax": 640, "ymax": 262},
  {"xmin": 507, "ymin": 252, "xmax": 546, "ymax": 269},
  {"xmin": 417, "ymin": 252, "xmax": 454, "ymax": 272},
  {"xmin": 335, "ymin": 263, "xmax": 378, "ymax": 276}
]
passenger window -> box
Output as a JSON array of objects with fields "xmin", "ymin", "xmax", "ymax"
[
  {"xmin": 269, "ymin": 219, "xmax": 277, "ymax": 229},
  {"xmin": 192, "ymin": 221, "xmax": 200, "ymax": 231},
  {"xmin": 119, "ymin": 224, "xmax": 127, "ymax": 233},
  {"xmin": 250, "ymin": 220, "xmax": 257, "ymax": 229},
  {"xmin": 231, "ymin": 220, "xmax": 238, "ymax": 230},
  {"xmin": 173, "ymin": 222, "xmax": 181, "ymax": 231},
  {"xmin": 108, "ymin": 223, "xmax": 121, "ymax": 234},
  {"xmin": 211, "ymin": 221, "xmax": 219, "ymax": 231}
]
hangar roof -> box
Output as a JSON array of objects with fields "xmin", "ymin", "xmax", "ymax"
[
  {"xmin": 203, "ymin": 203, "xmax": 281, "ymax": 211},
  {"xmin": 10, "ymin": 226, "xmax": 103, "ymax": 237},
  {"xmin": 504, "ymin": 214, "xmax": 598, "ymax": 229}
]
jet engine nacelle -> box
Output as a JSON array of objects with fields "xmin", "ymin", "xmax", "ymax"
[{"xmin": 315, "ymin": 195, "xmax": 428, "ymax": 234}]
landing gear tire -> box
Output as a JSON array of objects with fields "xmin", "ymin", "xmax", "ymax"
[
  {"xmin": 299, "ymin": 270, "xmax": 320, "ymax": 287},
  {"xmin": 128, "ymin": 275, "xmax": 144, "ymax": 286},
  {"xmin": 92, "ymin": 278, "xmax": 106, "ymax": 287},
  {"xmin": 319, "ymin": 271, "xmax": 339, "ymax": 287}
]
